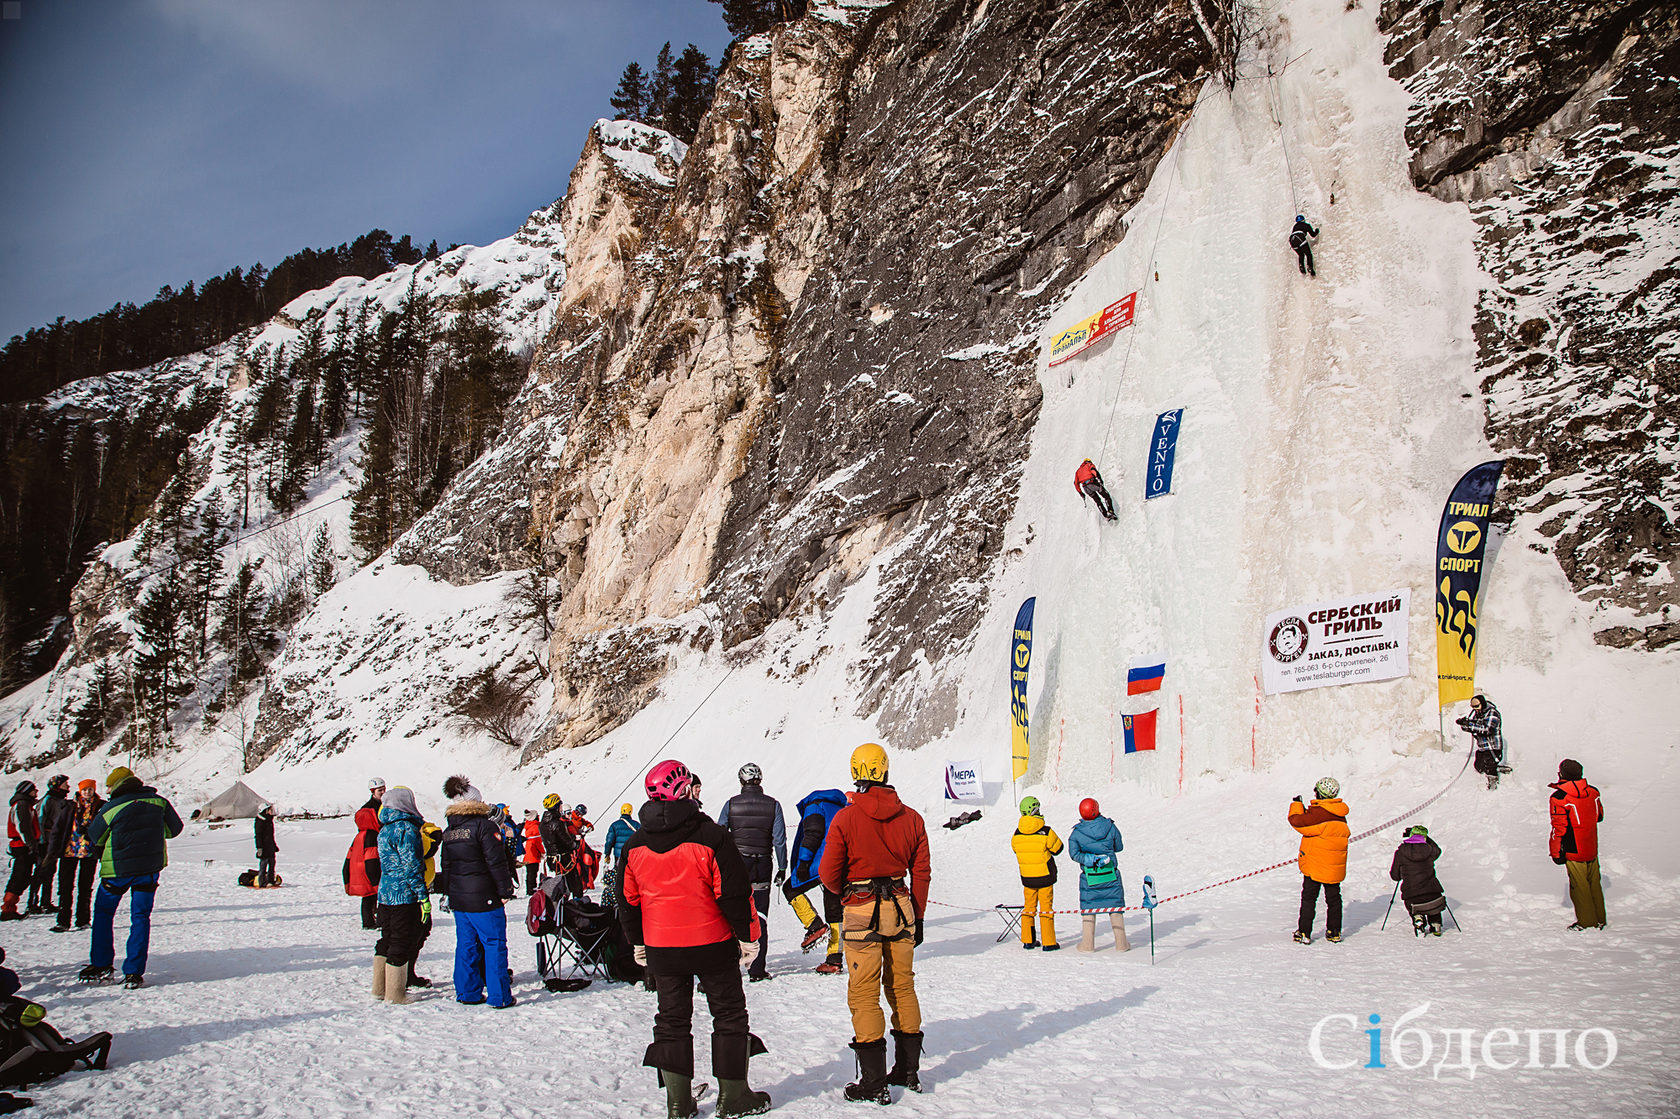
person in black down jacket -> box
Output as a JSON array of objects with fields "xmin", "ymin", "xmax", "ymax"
[
  {"xmin": 254, "ymin": 804, "xmax": 279, "ymax": 887},
  {"xmin": 31, "ymin": 775, "xmax": 73, "ymax": 913},
  {"xmin": 1388, "ymin": 825, "xmax": 1447, "ymax": 936},
  {"xmin": 538, "ymin": 794, "xmax": 580, "ymax": 897},
  {"xmin": 439, "ymin": 775, "xmax": 516, "ymax": 1009},
  {"xmin": 718, "ymin": 763, "xmax": 787, "ymax": 982}
]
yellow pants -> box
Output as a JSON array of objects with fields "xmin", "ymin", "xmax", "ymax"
[
  {"xmin": 1566, "ymin": 859, "xmax": 1606, "ymax": 927},
  {"xmin": 843, "ymin": 899, "xmax": 920, "ymax": 1042},
  {"xmin": 1022, "ymin": 885, "xmax": 1057, "ymax": 947}
]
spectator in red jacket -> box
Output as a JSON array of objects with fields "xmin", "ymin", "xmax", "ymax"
[
  {"xmin": 1549, "ymin": 759, "xmax": 1605, "ymax": 930},
  {"xmin": 1074, "ymin": 459, "xmax": 1117, "ymax": 521},
  {"xmin": 619, "ymin": 760, "xmax": 768, "ymax": 1118},
  {"xmin": 819, "ymin": 742, "xmax": 931, "ymax": 1102},
  {"xmin": 344, "ymin": 778, "xmax": 385, "ymax": 929}
]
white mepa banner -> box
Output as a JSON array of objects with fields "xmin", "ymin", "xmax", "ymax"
[
  {"xmin": 944, "ymin": 760, "xmax": 984, "ymax": 802},
  {"xmin": 1262, "ymin": 588, "xmax": 1411, "ymax": 695}
]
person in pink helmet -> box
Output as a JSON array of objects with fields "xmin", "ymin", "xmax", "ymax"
[{"xmin": 619, "ymin": 760, "xmax": 769, "ymax": 1117}]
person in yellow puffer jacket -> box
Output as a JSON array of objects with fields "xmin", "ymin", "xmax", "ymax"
[
  {"xmin": 1289, "ymin": 778, "xmax": 1350, "ymax": 945},
  {"xmin": 1010, "ymin": 797, "xmax": 1064, "ymax": 950}
]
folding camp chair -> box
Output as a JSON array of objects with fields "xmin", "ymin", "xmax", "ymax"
[
  {"xmin": 528, "ymin": 877, "xmax": 592, "ymax": 992},
  {"xmin": 994, "ymin": 904, "xmax": 1024, "ymax": 944},
  {"xmin": 556, "ymin": 897, "xmax": 615, "ymax": 982}
]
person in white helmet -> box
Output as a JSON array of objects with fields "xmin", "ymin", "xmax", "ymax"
[{"xmin": 718, "ymin": 763, "xmax": 787, "ymax": 982}]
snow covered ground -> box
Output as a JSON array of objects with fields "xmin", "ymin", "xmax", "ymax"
[{"xmin": 8, "ymin": 754, "xmax": 1676, "ymax": 1119}]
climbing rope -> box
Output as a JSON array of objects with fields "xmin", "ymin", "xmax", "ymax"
[{"xmin": 926, "ymin": 741, "xmax": 1475, "ymax": 916}]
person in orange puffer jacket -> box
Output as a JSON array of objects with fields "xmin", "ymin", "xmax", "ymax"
[
  {"xmin": 520, "ymin": 810, "xmax": 545, "ymax": 896},
  {"xmin": 1289, "ymin": 778, "xmax": 1349, "ymax": 945}
]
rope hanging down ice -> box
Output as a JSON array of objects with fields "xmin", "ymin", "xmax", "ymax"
[{"xmin": 926, "ymin": 741, "xmax": 1475, "ymax": 917}]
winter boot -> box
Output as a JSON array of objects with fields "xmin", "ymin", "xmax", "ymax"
[
  {"xmin": 1293, "ymin": 931, "xmax": 1311, "ymax": 945},
  {"xmin": 0, "ymin": 894, "xmax": 19, "ymax": 920},
  {"xmin": 78, "ymin": 964, "xmax": 114, "ymax": 982},
  {"xmin": 1111, "ymin": 914, "xmax": 1131, "ymax": 952},
  {"xmin": 716, "ymin": 1078, "xmax": 772, "ymax": 1117},
  {"xmin": 886, "ymin": 1029, "xmax": 923, "ymax": 1093},
  {"xmin": 800, "ymin": 921, "xmax": 829, "ymax": 953},
  {"xmin": 1412, "ymin": 914, "xmax": 1428, "ymax": 936},
  {"xmin": 816, "ymin": 953, "xmax": 843, "ymax": 975},
  {"xmin": 1021, "ymin": 935, "xmax": 1039, "ymax": 950},
  {"xmin": 372, "ymin": 955, "xmax": 387, "ymax": 999},
  {"xmin": 1325, "ymin": 931, "xmax": 1342, "ymax": 944},
  {"xmin": 661, "ymin": 1071, "xmax": 700, "ymax": 1119},
  {"xmin": 1077, "ymin": 915, "xmax": 1097, "ymax": 953},
  {"xmin": 384, "ymin": 962, "xmax": 409, "ymax": 1005},
  {"xmin": 843, "ymin": 1038, "xmax": 891, "ymax": 1104}
]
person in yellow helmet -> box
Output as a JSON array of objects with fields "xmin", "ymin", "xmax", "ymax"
[
  {"xmin": 1010, "ymin": 796, "xmax": 1063, "ymax": 951},
  {"xmin": 819, "ymin": 743, "xmax": 931, "ymax": 1103}
]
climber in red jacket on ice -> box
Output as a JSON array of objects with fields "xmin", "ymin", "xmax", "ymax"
[{"xmin": 1074, "ymin": 459, "xmax": 1118, "ymax": 521}]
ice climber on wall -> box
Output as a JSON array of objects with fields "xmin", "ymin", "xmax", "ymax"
[
  {"xmin": 1289, "ymin": 777, "xmax": 1348, "ymax": 945},
  {"xmin": 619, "ymin": 759, "xmax": 770, "ymax": 1118},
  {"xmin": 1289, "ymin": 214, "xmax": 1320, "ymax": 275},
  {"xmin": 1073, "ymin": 459, "xmax": 1118, "ymax": 521},
  {"xmin": 820, "ymin": 742, "xmax": 931, "ymax": 1103}
]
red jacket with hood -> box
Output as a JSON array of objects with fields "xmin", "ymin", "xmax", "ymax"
[
  {"xmin": 819, "ymin": 786, "xmax": 931, "ymax": 917},
  {"xmin": 343, "ymin": 799, "xmax": 382, "ymax": 897},
  {"xmin": 619, "ymin": 798, "xmax": 759, "ymax": 972},
  {"xmin": 1549, "ymin": 779, "xmax": 1603, "ymax": 862}
]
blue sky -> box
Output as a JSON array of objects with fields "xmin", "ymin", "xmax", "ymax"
[{"xmin": 0, "ymin": 0, "xmax": 730, "ymax": 343}]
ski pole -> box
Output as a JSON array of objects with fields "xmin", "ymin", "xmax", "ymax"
[
  {"xmin": 1380, "ymin": 880, "xmax": 1400, "ymax": 931},
  {"xmin": 1142, "ymin": 875, "xmax": 1158, "ymax": 962}
]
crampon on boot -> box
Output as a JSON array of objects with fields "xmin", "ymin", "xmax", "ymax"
[{"xmin": 844, "ymin": 1038, "xmax": 891, "ymax": 1104}]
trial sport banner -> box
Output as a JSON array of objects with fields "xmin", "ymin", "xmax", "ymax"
[
  {"xmin": 1436, "ymin": 461, "xmax": 1505, "ymax": 707},
  {"xmin": 1047, "ymin": 292, "xmax": 1138, "ymax": 366},
  {"xmin": 1010, "ymin": 597, "xmax": 1036, "ymax": 781},
  {"xmin": 1145, "ymin": 408, "xmax": 1183, "ymax": 499},
  {"xmin": 1261, "ymin": 588, "xmax": 1411, "ymax": 695}
]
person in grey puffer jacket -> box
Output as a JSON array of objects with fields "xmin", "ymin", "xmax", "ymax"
[
  {"xmin": 1066, "ymin": 797, "xmax": 1129, "ymax": 953},
  {"xmin": 374, "ymin": 787, "xmax": 430, "ymax": 1004}
]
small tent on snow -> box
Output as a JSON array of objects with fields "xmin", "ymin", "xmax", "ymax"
[{"xmin": 199, "ymin": 781, "xmax": 270, "ymax": 821}]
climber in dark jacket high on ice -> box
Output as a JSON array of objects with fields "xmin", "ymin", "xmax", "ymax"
[{"xmin": 1289, "ymin": 215, "xmax": 1320, "ymax": 276}]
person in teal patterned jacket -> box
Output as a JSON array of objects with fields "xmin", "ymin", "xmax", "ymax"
[
  {"xmin": 79, "ymin": 766, "xmax": 183, "ymax": 988},
  {"xmin": 374, "ymin": 786, "xmax": 430, "ymax": 1004}
]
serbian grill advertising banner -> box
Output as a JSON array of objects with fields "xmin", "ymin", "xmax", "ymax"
[
  {"xmin": 1047, "ymin": 292, "xmax": 1137, "ymax": 366},
  {"xmin": 1145, "ymin": 408, "xmax": 1183, "ymax": 499},
  {"xmin": 1435, "ymin": 461, "xmax": 1505, "ymax": 707},
  {"xmin": 1261, "ymin": 588, "xmax": 1411, "ymax": 695},
  {"xmin": 1010, "ymin": 597, "xmax": 1035, "ymax": 780}
]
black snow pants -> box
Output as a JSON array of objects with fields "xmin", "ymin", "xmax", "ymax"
[
  {"xmin": 1298, "ymin": 876, "xmax": 1342, "ymax": 938},
  {"xmin": 376, "ymin": 901, "xmax": 425, "ymax": 968},
  {"xmin": 1294, "ymin": 242, "xmax": 1316, "ymax": 276},
  {"xmin": 743, "ymin": 854, "xmax": 772, "ymax": 979},
  {"xmin": 1078, "ymin": 478, "xmax": 1117, "ymax": 520},
  {"xmin": 646, "ymin": 958, "xmax": 764, "ymax": 1079},
  {"xmin": 57, "ymin": 855, "xmax": 97, "ymax": 927}
]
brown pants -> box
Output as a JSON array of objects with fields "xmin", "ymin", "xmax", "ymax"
[
  {"xmin": 843, "ymin": 898, "xmax": 921, "ymax": 1043},
  {"xmin": 1566, "ymin": 859, "xmax": 1606, "ymax": 927},
  {"xmin": 1022, "ymin": 885, "xmax": 1057, "ymax": 946}
]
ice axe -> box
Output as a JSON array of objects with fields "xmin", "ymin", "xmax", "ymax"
[{"xmin": 1141, "ymin": 875, "xmax": 1158, "ymax": 962}]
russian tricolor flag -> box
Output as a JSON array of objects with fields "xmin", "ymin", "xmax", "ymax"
[
  {"xmin": 1123, "ymin": 709, "xmax": 1158, "ymax": 753},
  {"xmin": 1127, "ymin": 655, "xmax": 1166, "ymax": 695}
]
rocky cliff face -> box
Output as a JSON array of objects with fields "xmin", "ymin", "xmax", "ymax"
[
  {"xmin": 1381, "ymin": 0, "xmax": 1679, "ymax": 648},
  {"xmin": 528, "ymin": 0, "xmax": 1215, "ymax": 752}
]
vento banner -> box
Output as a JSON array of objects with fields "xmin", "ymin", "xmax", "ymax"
[
  {"xmin": 1047, "ymin": 292, "xmax": 1137, "ymax": 366},
  {"xmin": 1009, "ymin": 597, "xmax": 1035, "ymax": 781},
  {"xmin": 1435, "ymin": 461, "xmax": 1505, "ymax": 707},
  {"xmin": 1145, "ymin": 408, "xmax": 1183, "ymax": 499},
  {"xmin": 1262, "ymin": 588, "xmax": 1411, "ymax": 695}
]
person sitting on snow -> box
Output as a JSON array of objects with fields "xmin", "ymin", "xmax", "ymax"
[
  {"xmin": 1388, "ymin": 825, "xmax": 1447, "ymax": 936},
  {"xmin": 1074, "ymin": 459, "xmax": 1118, "ymax": 521},
  {"xmin": 1289, "ymin": 214, "xmax": 1320, "ymax": 276},
  {"xmin": 1010, "ymin": 796, "xmax": 1063, "ymax": 951}
]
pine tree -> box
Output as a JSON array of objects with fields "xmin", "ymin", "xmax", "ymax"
[
  {"xmin": 648, "ymin": 42, "xmax": 675, "ymax": 130},
  {"xmin": 217, "ymin": 557, "xmax": 270, "ymax": 684},
  {"xmin": 709, "ymin": 0, "xmax": 806, "ymax": 37},
  {"xmin": 272, "ymin": 381, "xmax": 316, "ymax": 512},
  {"xmin": 610, "ymin": 61, "xmax": 649, "ymax": 120},
  {"xmin": 130, "ymin": 571, "xmax": 191, "ymax": 735},
  {"xmin": 350, "ymin": 396, "xmax": 398, "ymax": 560},
  {"xmin": 185, "ymin": 490, "xmax": 227, "ymax": 661},
  {"xmin": 307, "ymin": 522, "xmax": 337, "ymax": 598},
  {"xmin": 668, "ymin": 45, "xmax": 717, "ymax": 143}
]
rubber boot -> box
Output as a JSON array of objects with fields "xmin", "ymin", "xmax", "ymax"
[
  {"xmin": 0, "ymin": 893, "xmax": 19, "ymax": 920},
  {"xmin": 662, "ymin": 1071, "xmax": 699, "ymax": 1119},
  {"xmin": 1111, "ymin": 914, "xmax": 1130, "ymax": 952},
  {"xmin": 843, "ymin": 1038, "xmax": 891, "ymax": 1104},
  {"xmin": 384, "ymin": 961, "xmax": 409, "ymax": 1005},
  {"xmin": 716, "ymin": 1078, "xmax": 772, "ymax": 1117},
  {"xmin": 886, "ymin": 1029, "xmax": 923, "ymax": 1092},
  {"xmin": 372, "ymin": 954, "xmax": 387, "ymax": 999},
  {"xmin": 1077, "ymin": 915, "xmax": 1096, "ymax": 953}
]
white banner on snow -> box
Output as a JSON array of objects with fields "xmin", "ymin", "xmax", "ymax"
[
  {"xmin": 1261, "ymin": 588, "xmax": 1411, "ymax": 695},
  {"xmin": 944, "ymin": 760, "xmax": 985, "ymax": 802}
]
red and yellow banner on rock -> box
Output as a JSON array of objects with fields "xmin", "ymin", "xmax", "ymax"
[{"xmin": 1048, "ymin": 292, "xmax": 1138, "ymax": 366}]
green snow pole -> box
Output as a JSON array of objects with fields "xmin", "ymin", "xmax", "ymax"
[{"xmin": 1142, "ymin": 875, "xmax": 1158, "ymax": 963}]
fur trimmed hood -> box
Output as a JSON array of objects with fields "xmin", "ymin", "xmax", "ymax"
[{"xmin": 446, "ymin": 799, "xmax": 492, "ymax": 819}]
